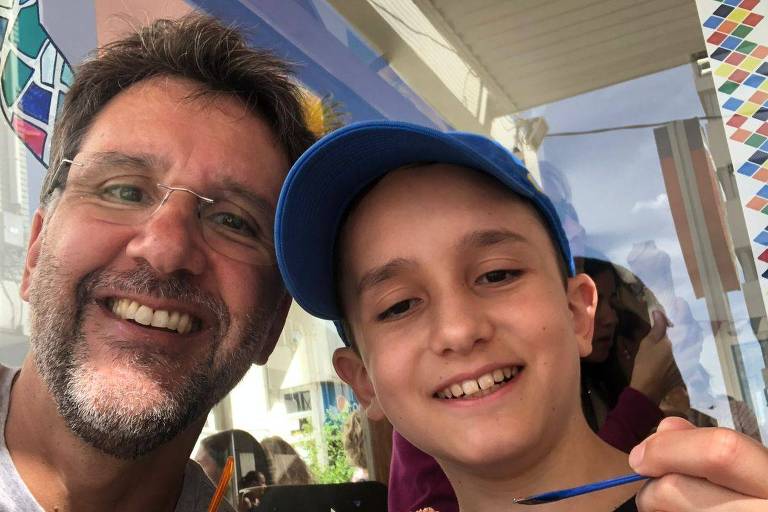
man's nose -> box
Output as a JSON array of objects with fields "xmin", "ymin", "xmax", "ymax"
[
  {"xmin": 428, "ymin": 288, "xmax": 493, "ymax": 356},
  {"xmin": 125, "ymin": 191, "xmax": 207, "ymax": 275}
]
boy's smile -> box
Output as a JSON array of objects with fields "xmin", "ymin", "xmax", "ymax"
[
  {"xmin": 434, "ymin": 364, "xmax": 522, "ymax": 400},
  {"xmin": 334, "ymin": 163, "xmax": 597, "ymax": 471}
]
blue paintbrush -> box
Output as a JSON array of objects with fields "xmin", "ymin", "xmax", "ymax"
[{"xmin": 512, "ymin": 473, "xmax": 649, "ymax": 505}]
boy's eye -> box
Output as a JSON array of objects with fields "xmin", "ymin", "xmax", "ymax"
[
  {"xmin": 476, "ymin": 269, "xmax": 520, "ymax": 285},
  {"xmin": 378, "ymin": 298, "xmax": 419, "ymax": 321}
]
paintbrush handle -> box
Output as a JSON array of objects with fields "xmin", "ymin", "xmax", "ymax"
[
  {"xmin": 208, "ymin": 455, "xmax": 235, "ymax": 512},
  {"xmin": 514, "ymin": 473, "xmax": 649, "ymax": 505}
]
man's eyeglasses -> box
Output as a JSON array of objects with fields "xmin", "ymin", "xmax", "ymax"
[{"xmin": 54, "ymin": 157, "xmax": 275, "ymax": 265}]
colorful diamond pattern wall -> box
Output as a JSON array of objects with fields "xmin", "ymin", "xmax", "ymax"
[
  {"xmin": 0, "ymin": 0, "xmax": 71, "ymax": 165},
  {"xmin": 702, "ymin": 0, "xmax": 768, "ymax": 278}
]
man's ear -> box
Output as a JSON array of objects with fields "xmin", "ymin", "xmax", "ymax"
[
  {"xmin": 567, "ymin": 273, "xmax": 598, "ymax": 358},
  {"xmin": 333, "ymin": 347, "xmax": 384, "ymax": 421},
  {"xmin": 253, "ymin": 291, "xmax": 292, "ymax": 365},
  {"xmin": 20, "ymin": 209, "xmax": 46, "ymax": 302}
]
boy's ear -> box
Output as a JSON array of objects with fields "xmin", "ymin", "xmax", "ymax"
[
  {"xmin": 20, "ymin": 209, "xmax": 45, "ymax": 302},
  {"xmin": 567, "ymin": 273, "xmax": 598, "ymax": 357},
  {"xmin": 333, "ymin": 347, "xmax": 385, "ymax": 421}
]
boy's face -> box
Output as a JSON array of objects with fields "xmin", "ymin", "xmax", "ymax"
[{"xmin": 333, "ymin": 164, "xmax": 597, "ymax": 471}]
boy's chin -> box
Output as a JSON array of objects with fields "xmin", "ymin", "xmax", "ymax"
[{"xmin": 418, "ymin": 428, "xmax": 548, "ymax": 475}]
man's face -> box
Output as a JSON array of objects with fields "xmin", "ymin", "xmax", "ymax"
[
  {"xmin": 335, "ymin": 164, "xmax": 596, "ymax": 474},
  {"xmin": 20, "ymin": 77, "xmax": 290, "ymax": 459}
]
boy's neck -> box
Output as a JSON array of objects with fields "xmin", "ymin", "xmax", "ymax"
[{"xmin": 442, "ymin": 423, "xmax": 641, "ymax": 512}]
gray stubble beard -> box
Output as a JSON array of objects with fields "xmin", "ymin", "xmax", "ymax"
[{"xmin": 28, "ymin": 246, "xmax": 271, "ymax": 460}]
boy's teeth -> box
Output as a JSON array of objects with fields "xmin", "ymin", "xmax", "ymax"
[
  {"xmin": 478, "ymin": 373, "xmax": 495, "ymax": 390},
  {"xmin": 461, "ymin": 379, "xmax": 480, "ymax": 395},
  {"xmin": 110, "ymin": 298, "xmax": 195, "ymax": 334},
  {"xmin": 440, "ymin": 366, "xmax": 520, "ymax": 399}
]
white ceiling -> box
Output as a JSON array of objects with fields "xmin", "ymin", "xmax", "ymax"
[{"xmin": 331, "ymin": 0, "xmax": 707, "ymax": 129}]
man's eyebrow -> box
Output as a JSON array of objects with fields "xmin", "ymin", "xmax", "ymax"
[
  {"xmin": 84, "ymin": 151, "xmax": 166, "ymax": 171},
  {"xmin": 215, "ymin": 177, "xmax": 275, "ymax": 218},
  {"xmin": 458, "ymin": 229, "xmax": 529, "ymax": 249},
  {"xmin": 356, "ymin": 258, "xmax": 415, "ymax": 296}
]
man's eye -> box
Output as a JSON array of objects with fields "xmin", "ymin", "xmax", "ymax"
[
  {"xmin": 208, "ymin": 211, "xmax": 259, "ymax": 238},
  {"xmin": 476, "ymin": 269, "xmax": 520, "ymax": 285},
  {"xmin": 378, "ymin": 299, "xmax": 419, "ymax": 321},
  {"xmin": 102, "ymin": 184, "xmax": 146, "ymax": 204}
]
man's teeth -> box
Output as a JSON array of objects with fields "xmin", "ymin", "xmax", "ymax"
[
  {"xmin": 110, "ymin": 298, "xmax": 195, "ymax": 334},
  {"xmin": 438, "ymin": 366, "xmax": 521, "ymax": 399}
]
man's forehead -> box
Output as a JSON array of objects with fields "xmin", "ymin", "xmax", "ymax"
[
  {"xmin": 88, "ymin": 76, "xmax": 269, "ymax": 138},
  {"xmin": 76, "ymin": 77, "xmax": 288, "ymax": 194}
]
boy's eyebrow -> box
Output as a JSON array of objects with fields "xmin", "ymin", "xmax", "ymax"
[
  {"xmin": 459, "ymin": 229, "xmax": 529, "ymax": 249},
  {"xmin": 356, "ymin": 258, "xmax": 415, "ymax": 296}
]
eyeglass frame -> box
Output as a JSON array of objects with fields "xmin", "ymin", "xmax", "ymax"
[{"xmin": 47, "ymin": 156, "xmax": 277, "ymax": 265}]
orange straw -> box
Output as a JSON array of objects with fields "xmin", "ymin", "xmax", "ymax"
[{"xmin": 207, "ymin": 455, "xmax": 234, "ymax": 512}]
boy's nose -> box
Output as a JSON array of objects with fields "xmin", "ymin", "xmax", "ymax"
[
  {"xmin": 429, "ymin": 289, "xmax": 493, "ymax": 356},
  {"xmin": 125, "ymin": 191, "xmax": 207, "ymax": 276}
]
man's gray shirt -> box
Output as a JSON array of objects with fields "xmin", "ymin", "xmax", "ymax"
[{"xmin": 0, "ymin": 364, "xmax": 233, "ymax": 511}]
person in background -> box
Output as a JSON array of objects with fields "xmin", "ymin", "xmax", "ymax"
[
  {"xmin": 261, "ymin": 436, "xmax": 314, "ymax": 485},
  {"xmin": 577, "ymin": 257, "xmax": 683, "ymax": 452},
  {"xmin": 343, "ymin": 409, "xmax": 369, "ymax": 482},
  {"xmin": 0, "ymin": 13, "xmax": 315, "ymax": 512},
  {"xmin": 195, "ymin": 429, "xmax": 274, "ymax": 488},
  {"xmin": 195, "ymin": 429, "xmax": 274, "ymax": 512}
]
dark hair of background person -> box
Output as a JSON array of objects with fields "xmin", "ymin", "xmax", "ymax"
[
  {"xmin": 200, "ymin": 429, "xmax": 274, "ymax": 486},
  {"xmin": 43, "ymin": 12, "xmax": 317, "ymax": 207},
  {"xmin": 342, "ymin": 408, "xmax": 367, "ymax": 470},
  {"xmin": 260, "ymin": 436, "xmax": 313, "ymax": 485},
  {"xmin": 578, "ymin": 257, "xmax": 652, "ymax": 430}
]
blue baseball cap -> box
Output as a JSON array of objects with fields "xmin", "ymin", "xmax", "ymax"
[{"xmin": 275, "ymin": 121, "xmax": 575, "ymax": 336}]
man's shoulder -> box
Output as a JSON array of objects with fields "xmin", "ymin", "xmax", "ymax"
[
  {"xmin": 0, "ymin": 363, "xmax": 18, "ymax": 420},
  {"xmin": 175, "ymin": 459, "xmax": 236, "ymax": 512},
  {"xmin": 0, "ymin": 363, "xmax": 43, "ymax": 511},
  {"xmin": 0, "ymin": 363, "xmax": 17, "ymax": 386}
]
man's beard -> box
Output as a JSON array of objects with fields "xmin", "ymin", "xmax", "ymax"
[{"xmin": 28, "ymin": 248, "xmax": 272, "ymax": 460}]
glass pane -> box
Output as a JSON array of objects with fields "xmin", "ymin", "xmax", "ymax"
[{"xmin": 527, "ymin": 61, "xmax": 767, "ymax": 443}]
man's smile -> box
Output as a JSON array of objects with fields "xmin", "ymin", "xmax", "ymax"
[
  {"xmin": 105, "ymin": 297, "xmax": 204, "ymax": 334},
  {"xmin": 108, "ymin": 298, "xmax": 201, "ymax": 334}
]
